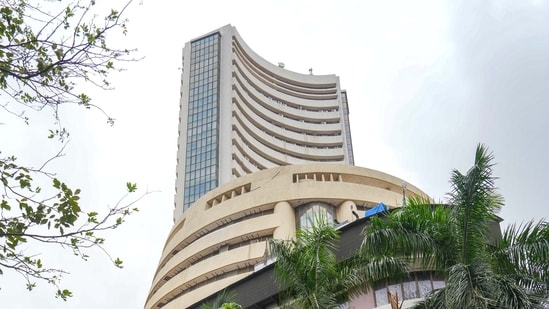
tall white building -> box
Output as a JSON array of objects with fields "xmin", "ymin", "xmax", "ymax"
[
  {"xmin": 174, "ymin": 25, "xmax": 354, "ymax": 219},
  {"xmin": 145, "ymin": 25, "xmax": 431, "ymax": 309}
]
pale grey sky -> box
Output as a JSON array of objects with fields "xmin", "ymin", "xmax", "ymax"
[{"xmin": 2, "ymin": 0, "xmax": 549, "ymax": 308}]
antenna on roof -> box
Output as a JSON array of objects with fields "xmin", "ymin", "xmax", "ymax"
[
  {"xmin": 309, "ymin": 68, "xmax": 313, "ymax": 75},
  {"xmin": 278, "ymin": 62, "xmax": 285, "ymax": 68}
]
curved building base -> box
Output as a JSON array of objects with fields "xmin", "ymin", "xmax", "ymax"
[{"xmin": 145, "ymin": 164, "xmax": 426, "ymax": 309}]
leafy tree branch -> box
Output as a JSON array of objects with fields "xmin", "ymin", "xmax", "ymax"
[
  {"xmin": 0, "ymin": 152, "xmax": 149, "ymax": 300},
  {"xmin": 0, "ymin": 0, "xmax": 145, "ymax": 300},
  {"xmin": 0, "ymin": 0, "xmax": 140, "ymax": 128}
]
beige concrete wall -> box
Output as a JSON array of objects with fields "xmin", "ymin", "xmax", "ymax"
[{"xmin": 146, "ymin": 164, "xmax": 427, "ymax": 309}]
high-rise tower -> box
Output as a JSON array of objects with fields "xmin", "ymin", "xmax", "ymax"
[
  {"xmin": 174, "ymin": 25, "xmax": 354, "ymax": 219},
  {"xmin": 145, "ymin": 25, "xmax": 429, "ymax": 309}
]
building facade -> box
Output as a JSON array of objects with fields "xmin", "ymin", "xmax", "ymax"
[
  {"xmin": 145, "ymin": 164, "xmax": 426, "ymax": 309},
  {"xmin": 146, "ymin": 25, "xmax": 429, "ymax": 309},
  {"xmin": 174, "ymin": 25, "xmax": 354, "ymax": 219}
]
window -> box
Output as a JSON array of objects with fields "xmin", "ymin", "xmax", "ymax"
[
  {"xmin": 373, "ymin": 272, "xmax": 445, "ymax": 307},
  {"xmin": 183, "ymin": 33, "xmax": 221, "ymax": 211},
  {"xmin": 295, "ymin": 201, "xmax": 335, "ymax": 230}
]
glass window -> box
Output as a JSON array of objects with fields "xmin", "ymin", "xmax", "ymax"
[
  {"xmin": 183, "ymin": 32, "xmax": 220, "ymax": 211},
  {"xmin": 375, "ymin": 285, "xmax": 388, "ymax": 306},
  {"xmin": 295, "ymin": 201, "xmax": 335, "ymax": 230},
  {"xmin": 403, "ymin": 279, "xmax": 418, "ymax": 300},
  {"xmin": 418, "ymin": 279, "xmax": 432, "ymax": 298},
  {"xmin": 388, "ymin": 283, "xmax": 403, "ymax": 303},
  {"xmin": 372, "ymin": 272, "xmax": 447, "ymax": 307},
  {"xmin": 432, "ymin": 279, "xmax": 445, "ymax": 290},
  {"xmin": 413, "ymin": 271, "xmax": 432, "ymax": 298}
]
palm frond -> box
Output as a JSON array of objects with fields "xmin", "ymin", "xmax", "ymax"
[
  {"xmin": 444, "ymin": 260, "xmax": 496, "ymax": 308},
  {"xmin": 448, "ymin": 143, "xmax": 504, "ymax": 264},
  {"xmin": 492, "ymin": 274, "xmax": 545, "ymax": 309},
  {"xmin": 490, "ymin": 219, "xmax": 549, "ymax": 293},
  {"xmin": 270, "ymin": 214, "xmax": 345, "ymax": 308},
  {"xmin": 200, "ymin": 289, "xmax": 239, "ymax": 309},
  {"xmin": 362, "ymin": 199, "xmax": 453, "ymax": 271},
  {"xmin": 413, "ymin": 287, "xmax": 447, "ymax": 309},
  {"xmin": 365, "ymin": 144, "xmax": 549, "ymax": 307}
]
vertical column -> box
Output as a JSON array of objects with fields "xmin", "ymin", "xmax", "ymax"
[
  {"xmin": 272, "ymin": 201, "xmax": 296, "ymax": 240},
  {"xmin": 337, "ymin": 200, "xmax": 358, "ymax": 223},
  {"xmin": 340, "ymin": 90, "xmax": 354, "ymax": 165}
]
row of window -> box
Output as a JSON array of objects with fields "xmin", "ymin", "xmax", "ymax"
[
  {"xmin": 184, "ymin": 173, "xmax": 217, "ymax": 189},
  {"xmin": 183, "ymin": 180, "xmax": 217, "ymax": 206},
  {"xmin": 186, "ymin": 135, "xmax": 216, "ymax": 147},
  {"xmin": 233, "ymin": 129, "xmax": 344, "ymax": 165},
  {"xmin": 190, "ymin": 100, "xmax": 216, "ymax": 112},
  {"xmin": 189, "ymin": 65, "xmax": 218, "ymax": 78},
  {"xmin": 191, "ymin": 48, "xmax": 217, "ymax": 58},
  {"xmin": 190, "ymin": 57, "xmax": 218, "ymax": 70},
  {"xmin": 167, "ymin": 208, "xmax": 274, "ymax": 266},
  {"xmin": 184, "ymin": 154, "xmax": 216, "ymax": 169},
  {"xmin": 191, "ymin": 41, "xmax": 217, "ymax": 51},
  {"xmin": 190, "ymin": 76, "xmax": 217, "ymax": 89},
  {"xmin": 374, "ymin": 272, "xmax": 445, "ymax": 307},
  {"xmin": 232, "ymin": 140, "xmax": 267, "ymax": 171},
  {"xmin": 186, "ymin": 129, "xmax": 216, "ymax": 144},
  {"xmin": 190, "ymin": 52, "xmax": 218, "ymax": 63},
  {"xmin": 185, "ymin": 162, "xmax": 216, "ymax": 178},
  {"xmin": 186, "ymin": 155, "xmax": 216, "ymax": 170},
  {"xmin": 235, "ymin": 112, "xmax": 343, "ymax": 153},
  {"xmin": 190, "ymin": 48, "xmax": 218, "ymax": 60},
  {"xmin": 150, "ymin": 209, "xmax": 274, "ymax": 300},
  {"xmin": 189, "ymin": 67, "xmax": 219, "ymax": 81},
  {"xmin": 188, "ymin": 95, "xmax": 216, "ymax": 108},
  {"xmin": 187, "ymin": 108, "xmax": 217, "ymax": 124},
  {"xmin": 187, "ymin": 130, "xmax": 216, "ymax": 144},
  {"xmin": 189, "ymin": 96, "xmax": 217, "ymax": 110},
  {"xmin": 186, "ymin": 107, "xmax": 217, "ymax": 124},
  {"xmin": 156, "ymin": 265, "xmax": 254, "ymax": 309},
  {"xmin": 232, "ymin": 42, "xmax": 337, "ymax": 95},
  {"xmin": 234, "ymin": 109, "xmax": 343, "ymax": 150},
  {"xmin": 189, "ymin": 82, "xmax": 217, "ymax": 96},
  {"xmin": 185, "ymin": 114, "xmax": 217, "ymax": 132},
  {"xmin": 234, "ymin": 82, "xmax": 342, "ymax": 126},
  {"xmin": 183, "ymin": 33, "xmax": 220, "ymax": 210},
  {"xmin": 191, "ymin": 33, "xmax": 218, "ymax": 44},
  {"xmin": 233, "ymin": 64, "xmax": 339, "ymax": 112}
]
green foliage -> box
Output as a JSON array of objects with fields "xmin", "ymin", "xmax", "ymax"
[
  {"xmin": 200, "ymin": 289, "xmax": 242, "ymax": 309},
  {"xmin": 0, "ymin": 153, "xmax": 143, "ymax": 299},
  {"xmin": 220, "ymin": 303, "xmax": 242, "ymax": 309},
  {"xmin": 0, "ymin": 0, "xmax": 144, "ymax": 300},
  {"xmin": 270, "ymin": 214, "xmax": 406, "ymax": 308},
  {"xmin": 56, "ymin": 289, "xmax": 73, "ymax": 301},
  {"xmin": 0, "ymin": 0, "xmax": 137, "ymax": 125},
  {"xmin": 126, "ymin": 182, "xmax": 137, "ymax": 193},
  {"xmin": 362, "ymin": 144, "xmax": 549, "ymax": 308}
]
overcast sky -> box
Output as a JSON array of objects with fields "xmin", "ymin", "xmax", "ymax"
[{"xmin": 3, "ymin": 0, "xmax": 549, "ymax": 308}]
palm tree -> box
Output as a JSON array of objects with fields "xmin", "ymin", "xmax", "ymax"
[
  {"xmin": 362, "ymin": 144, "xmax": 549, "ymax": 308},
  {"xmin": 269, "ymin": 214, "xmax": 406, "ymax": 308},
  {"xmin": 200, "ymin": 289, "xmax": 242, "ymax": 309}
]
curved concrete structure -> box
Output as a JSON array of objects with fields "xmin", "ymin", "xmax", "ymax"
[
  {"xmin": 174, "ymin": 25, "xmax": 354, "ymax": 217},
  {"xmin": 145, "ymin": 164, "xmax": 426, "ymax": 309}
]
